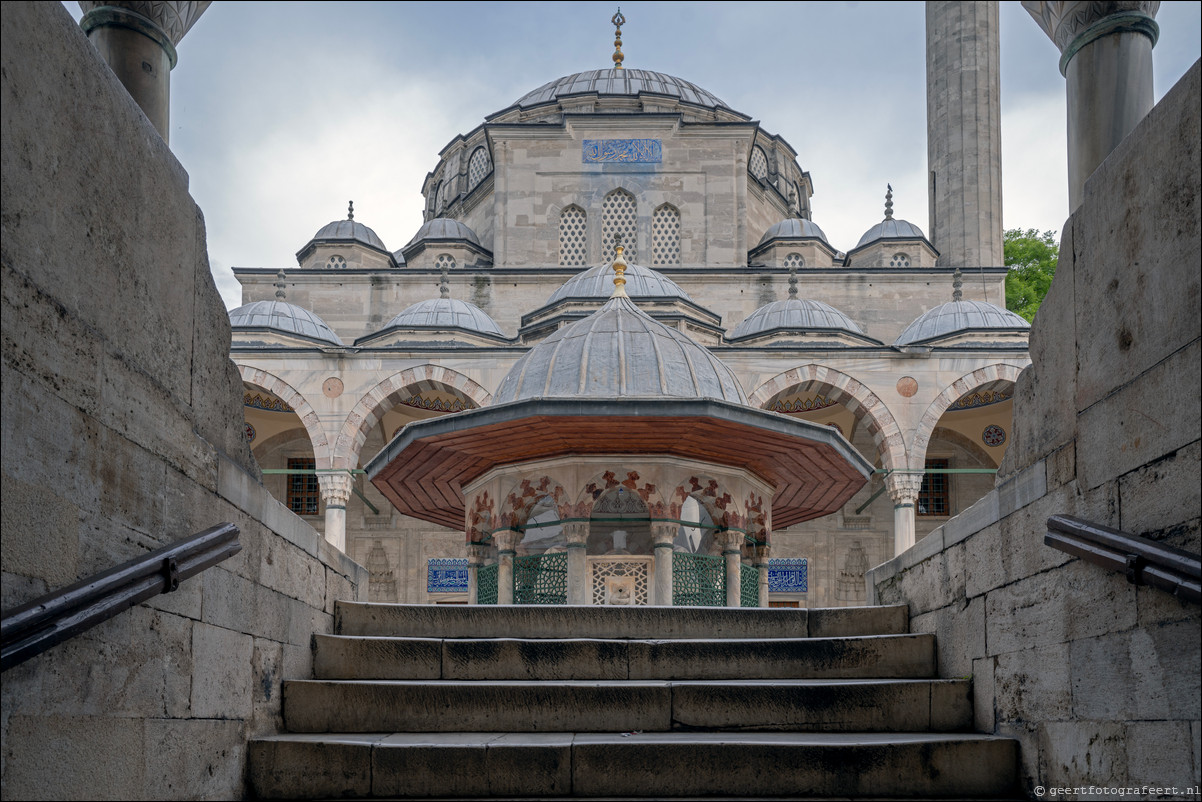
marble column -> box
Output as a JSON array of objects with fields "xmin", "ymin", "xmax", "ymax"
[
  {"xmin": 650, "ymin": 522, "xmax": 677, "ymax": 606},
  {"xmin": 467, "ymin": 543, "xmax": 488, "ymax": 605},
  {"xmin": 316, "ymin": 471, "xmax": 352, "ymax": 553},
  {"xmin": 563, "ymin": 522, "xmax": 590, "ymax": 605},
  {"xmin": 78, "ymin": 1, "xmax": 211, "ymax": 142},
  {"xmin": 886, "ymin": 472, "xmax": 924, "ymax": 556},
  {"xmin": 1022, "ymin": 1, "xmax": 1160, "ymax": 210},
  {"xmin": 718, "ymin": 531, "xmax": 743, "ymax": 608},
  {"xmin": 754, "ymin": 544, "xmax": 772, "ymax": 608},
  {"xmin": 495, "ymin": 529, "xmax": 521, "ymax": 605}
]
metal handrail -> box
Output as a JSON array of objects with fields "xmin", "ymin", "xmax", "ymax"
[
  {"xmin": 1046, "ymin": 515, "xmax": 1200, "ymax": 604},
  {"xmin": 1, "ymin": 523, "xmax": 241, "ymax": 671}
]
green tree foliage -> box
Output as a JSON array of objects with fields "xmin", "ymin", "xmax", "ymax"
[{"xmin": 1004, "ymin": 228, "xmax": 1059, "ymax": 322}]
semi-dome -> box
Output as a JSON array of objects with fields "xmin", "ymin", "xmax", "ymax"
[
  {"xmin": 405, "ymin": 217, "xmax": 482, "ymax": 248},
  {"xmin": 309, "ymin": 218, "xmax": 387, "ymax": 252},
  {"xmin": 729, "ymin": 299, "xmax": 865, "ymax": 340},
  {"xmin": 895, "ymin": 300, "xmax": 1030, "ymax": 346},
  {"xmin": 855, "ymin": 217, "xmax": 927, "ymax": 249},
  {"xmin": 759, "ymin": 218, "xmax": 830, "ymax": 246},
  {"xmin": 545, "ymin": 262, "xmax": 692, "ymax": 305},
  {"xmin": 228, "ymin": 300, "xmax": 343, "ymax": 346},
  {"xmin": 513, "ymin": 69, "xmax": 731, "ymax": 112},
  {"xmin": 495, "ymin": 294, "xmax": 746, "ymax": 404},
  {"xmin": 382, "ymin": 297, "xmax": 504, "ymax": 337}
]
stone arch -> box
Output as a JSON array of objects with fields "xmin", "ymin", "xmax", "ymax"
[
  {"xmin": 668, "ymin": 475, "xmax": 744, "ymax": 531},
  {"xmin": 332, "ymin": 364, "xmax": 493, "ymax": 470},
  {"xmin": 573, "ymin": 468, "xmax": 668, "ymax": 520},
  {"xmin": 749, "ymin": 364, "xmax": 906, "ymax": 472},
  {"xmin": 910, "ymin": 363, "xmax": 1027, "ymax": 469},
  {"xmin": 498, "ymin": 474, "xmax": 572, "ymax": 531},
  {"xmin": 236, "ymin": 364, "xmax": 332, "ymax": 468}
]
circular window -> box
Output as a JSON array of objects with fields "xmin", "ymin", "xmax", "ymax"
[
  {"xmin": 982, "ymin": 425, "xmax": 1006, "ymax": 447},
  {"xmin": 783, "ymin": 252, "xmax": 804, "ymax": 269},
  {"xmin": 326, "ymin": 255, "xmax": 346, "ymax": 269},
  {"xmin": 889, "ymin": 253, "xmax": 911, "ymax": 267},
  {"xmin": 435, "ymin": 253, "xmax": 456, "ymax": 270}
]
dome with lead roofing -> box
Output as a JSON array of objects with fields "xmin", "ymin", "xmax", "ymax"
[
  {"xmin": 308, "ymin": 203, "xmax": 388, "ymax": 253},
  {"xmin": 511, "ymin": 69, "xmax": 732, "ymax": 113},
  {"xmin": 855, "ymin": 217, "xmax": 928, "ymax": 249},
  {"xmin": 728, "ymin": 299, "xmax": 865, "ymax": 340},
  {"xmin": 545, "ymin": 261, "xmax": 692, "ymax": 305},
  {"xmin": 382, "ymin": 297, "xmax": 504, "ymax": 337},
  {"xmin": 494, "ymin": 293, "xmax": 746, "ymax": 404},
  {"xmin": 228, "ymin": 300, "xmax": 343, "ymax": 345},
  {"xmin": 405, "ymin": 217, "xmax": 482, "ymax": 248},
  {"xmin": 759, "ymin": 218, "xmax": 830, "ymax": 246},
  {"xmin": 895, "ymin": 300, "xmax": 1030, "ymax": 346}
]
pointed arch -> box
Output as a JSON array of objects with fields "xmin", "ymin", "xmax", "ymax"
[
  {"xmin": 332, "ymin": 364, "xmax": 493, "ymax": 470},
  {"xmin": 910, "ymin": 362, "xmax": 1027, "ymax": 469},
  {"xmin": 498, "ymin": 474, "xmax": 572, "ymax": 530},
  {"xmin": 749, "ymin": 364, "xmax": 906, "ymax": 472},
  {"xmin": 236, "ymin": 364, "xmax": 332, "ymax": 469},
  {"xmin": 573, "ymin": 468, "xmax": 668, "ymax": 520},
  {"xmin": 601, "ymin": 188, "xmax": 638, "ymax": 262}
]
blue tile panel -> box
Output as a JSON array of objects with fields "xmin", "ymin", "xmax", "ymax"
[
  {"xmin": 583, "ymin": 139, "xmax": 662, "ymax": 163},
  {"xmin": 768, "ymin": 558, "xmax": 808, "ymax": 593},
  {"xmin": 427, "ymin": 558, "xmax": 469, "ymax": 593}
]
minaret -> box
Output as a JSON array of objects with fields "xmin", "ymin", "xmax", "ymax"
[{"xmin": 926, "ymin": 1, "xmax": 1003, "ymax": 268}]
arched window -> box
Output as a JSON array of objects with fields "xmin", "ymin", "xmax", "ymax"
[
  {"xmin": 651, "ymin": 204, "xmax": 681, "ymax": 266},
  {"xmin": 436, "ymin": 179, "xmax": 451, "ymax": 214},
  {"xmin": 326, "ymin": 254, "xmax": 347, "ymax": 269},
  {"xmin": 468, "ymin": 146, "xmax": 492, "ymax": 192},
  {"xmin": 558, "ymin": 205, "xmax": 587, "ymax": 266},
  {"xmin": 429, "ymin": 181, "xmax": 441, "ymax": 217},
  {"xmin": 783, "ymin": 252, "xmax": 804, "ymax": 269},
  {"xmin": 435, "ymin": 253, "xmax": 456, "ymax": 271},
  {"xmin": 601, "ymin": 189, "xmax": 637, "ymax": 262},
  {"xmin": 749, "ymin": 146, "xmax": 769, "ymax": 180},
  {"xmin": 890, "ymin": 252, "xmax": 911, "ymax": 267}
]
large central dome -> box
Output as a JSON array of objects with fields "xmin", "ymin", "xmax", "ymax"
[{"xmin": 512, "ymin": 69, "xmax": 731, "ymax": 112}]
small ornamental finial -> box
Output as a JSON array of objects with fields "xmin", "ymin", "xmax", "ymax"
[
  {"xmin": 611, "ymin": 233, "xmax": 628, "ymax": 297},
  {"xmin": 274, "ymin": 268, "xmax": 287, "ymax": 300},
  {"xmin": 884, "ymin": 185, "xmax": 894, "ymax": 221},
  {"xmin": 611, "ymin": 8, "xmax": 625, "ymax": 70},
  {"xmin": 788, "ymin": 265, "xmax": 798, "ymax": 299},
  {"xmin": 347, "ymin": 200, "xmax": 354, "ymax": 221},
  {"xmin": 439, "ymin": 261, "xmax": 451, "ymax": 299},
  {"xmin": 952, "ymin": 267, "xmax": 963, "ymax": 302}
]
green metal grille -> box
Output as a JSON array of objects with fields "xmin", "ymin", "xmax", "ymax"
[
  {"xmin": 740, "ymin": 564, "xmax": 759, "ymax": 607},
  {"xmin": 514, "ymin": 553, "xmax": 567, "ymax": 605},
  {"xmin": 477, "ymin": 564, "xmax": 498, "ymax": 605},
  {"xmin": 673, "ymin": 553, "xmax": 725, "ymax": 606}
]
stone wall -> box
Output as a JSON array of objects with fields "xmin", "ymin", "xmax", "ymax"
[
  {"xmin": 869, "ymin": 62, "xmax": 1201, "ymax": 798},
  {"xmin": 0, "ymin": 3, "xmax": 366, "ymax": 799}
]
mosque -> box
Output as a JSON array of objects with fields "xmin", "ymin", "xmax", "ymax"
[{"xmin": 228, "ymin": 11, "xmax": 1029, "ymax": 608}]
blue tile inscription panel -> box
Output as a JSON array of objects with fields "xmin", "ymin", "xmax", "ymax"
[
  {"xmin": 768, "ymin": 558, "xmax": 808, "ymax": 593},
  {"xmin": 583, "ymin": 139, "xmax": 662, "ymax": 163},
  {"xmin": 427, "ymin": 558, "xmax": 469, "ymax": 593}
]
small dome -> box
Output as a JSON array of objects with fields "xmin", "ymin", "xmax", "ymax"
[
  {"xmin": 545, "ymin": 262, "xmax": 692, "ymax": 306},
  {"xmin": 759, "ymin": 218, "xmax": 830, "ymax": 246},
  {"xmin": 310, "ymin": 218, "xmax": 387, "ymax": 252},
  {"xmin": 895, "ymin": 300, "xmax": 1030, "ymax": 346},
  {"xmin": 495, "ymin": 295, "xmax": 746, "ymax": 404},
  {"xmin": 228, "ymin": 300, "xmax": 343, "ymax": 345},
  {"xmin": 855, "ymin": 218, "xmax": 927, "ymax": 249},
  {"xmin": 729, "ymin": 299, "xmax": 865, "ymax": 340},
  {"xmin": 382, "ymin": 297, "xmax": 504, "ymax": 337},
  {"xmin": 405, "ymin": 218, "xmax": 482, "ymax": 248},
  {"xmin": 513, "ymin": 69, "xmax": 731, "ymax": 113}
]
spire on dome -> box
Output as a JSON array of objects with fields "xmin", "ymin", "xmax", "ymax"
[
  {"xmin": 884, "ymin": 184, "xmax": 894, "ymax": 221},
  {"xmin": 274, "ymin": 268, "xmax": 287, "ymax": 300},
  {"xmin": 611, "ymin": 233, "xmax": 628, "ymax": 297},
  {"xmin": 439, "ymin": 261, "xmax": 451, "ymax": 299},
  {"xmin": 611, "ymin": 8, "xmax": 625, "ymax": 69},
  {"xmin": 347, "ymin": 200, "xmax": 354, "ymax": 221},
  {"xmin": 953, "ymin": 267, "xmax": 963, "ymax": 302}
]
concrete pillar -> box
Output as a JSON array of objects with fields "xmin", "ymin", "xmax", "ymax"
[
  {"xmin": 316, "ymin": 471, "xmax": 353, "ymax": 553},
  {"xmin": 1022, "ymin": 1, "xmax": 1160, "ymax": 210},
  {"xmin": 886, "ymin": 472, "xmax": 924, "ymax": 556},
  {"xmin": 78, "ymin": 2, "xmax": 211, "ymax": 143},
  {"xmin": 563, "ymin": 522, "xmax": 590, "ymax": 605},
  {"xmin": 718, "ymin": 532, "xmax": 743, "ymax": 608},
  {"xmin": 495, "ymin": 529, "xmax": 520, "ymax": 605},
  {"xmin": 650, "ymin": 522, "xmax": 677, "ymax": 606},
  {"xmin": 926, "ymin": 1, "xmax": 1004, "ymax": 267},
  {"xmin": 754, "ymin": 544, "xmax": 772, "ymax": 608}
]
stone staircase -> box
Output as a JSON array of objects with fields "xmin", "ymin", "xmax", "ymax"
[{"xmin": 248, "ymin": 603, "xmax": 1019, "ymax": 798}]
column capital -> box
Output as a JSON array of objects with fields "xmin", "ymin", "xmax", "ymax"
[
  {"xmin": 316, "ymin": 471, "xmax": 353, "ymax": 506},
  {"xmin": 467, "ymin": 544, "xmax": 491, "ymax": 566},
  {"xmin": 649, "ymin": 521, "xmax": 677, "ymax": 547},
  {"xmin": 885, "ymin": 472, "xmax": 923, "ymax": 505},
  {"xmin": 494, "ymin": 529, "xmax": 521, "ymax": 553},
  {"xmin": 79, "ymin": 1, "xmax": 212, "ymax": 64},
  {"xmin": 1021, "ymin": 1, "xmax": 1159, "ymax": 73},
  {"xmin": 562, "ymin": 521, "xmax": 589, "ymax": 546},
  {"xmin": 752, "ymin": 543, "xmax": 772, "ymax": 564},
  {"xmin": 715, "ymin": 530, "xmax": 744, "ymax": 553}
]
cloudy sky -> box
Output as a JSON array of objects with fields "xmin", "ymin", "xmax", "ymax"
[{"xmin": 69, "ymin": 1, "xmax": 1201, "ymax": 308}]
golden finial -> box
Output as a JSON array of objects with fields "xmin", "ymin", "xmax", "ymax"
[
  {"xmin": 611, "ymin": 8, "xmax": 625, "ymax": 70},
  {"xmin": 611, "ymin": 233, "xmax": 628, "ymax": 297}
]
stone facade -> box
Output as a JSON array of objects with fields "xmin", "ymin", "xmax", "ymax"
[
  {"xmin": 0, "ymin": 4, "xmax": 365, "ymax": 798},
  {"xmin": 869, "ymin": 61, "xmax": 1201, "ymax": 798}
]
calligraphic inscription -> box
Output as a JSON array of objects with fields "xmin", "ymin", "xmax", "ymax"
[
  {"xmin": 582, "ymin": 139, "xmax": 662, "ymax": 163},
  {"xmin": 768, "ymin": 558, "xmax": 808, "ymax": 593},
  {"xmin": 427, "ymin": 558, "xmax": 469, "ymax": 593}
]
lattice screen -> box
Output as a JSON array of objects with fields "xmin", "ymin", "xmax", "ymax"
[
  {"xmin": 435, "ymin": 253, "xmax": 457, "ymax": 271},
  {"xmin": 740, "ymin": 564, "xmax": 759, "ymax": 607},
  {"xmin": 783, "ymin": 252, "xmax": 804, "ymax": 269},
  {"xmin": 673, "ymin": 553, "xmax": 725, "ymax": 606},
  {"xmin": 558, "ymin": 205, "xmax": 587, "ymax": 266},
  {"xmin": 467, "ymin": 147, "xmax": 492, "ymax": 192},
  {"xmin": 477, "ymin": 564, "xmax": 498, "ymax": 605},
  {"xmin": 590, "ymin": 557, "xmax": 650, "ymax": 605},
  {"xmin": 514, "ymin": 553, "xmax": 567, "ymax": 605},
  {"xmin": 749, "ymin": 146, "xmax": 769, "ymax": 180},
  {"xmin": 890, "ymin": 253, "xmax": 911, "ymax": 267},
  {"xmin": 601, "ymin": 190, "xmax": 637, "ymax": 262},
  {"xmin": 651, "ymin": 205, "xmax": 681, "ymax": 266}
]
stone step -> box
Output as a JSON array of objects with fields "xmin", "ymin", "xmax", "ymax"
[
  {"xmin": 335, "ymin": 601, "xmax": 909, "ymax": 640},
  {"xmin": 313, "ymin": 632, "xmax": 937, "ymax": 681},
  {"xmin": 282, "ymin": 678, "xmax": 971, "ymax": 734},
  {"xmin": 249, "ymin": 731, "xmax": 1018, "ymax": 799}
]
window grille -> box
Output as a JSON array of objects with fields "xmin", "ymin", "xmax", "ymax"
[
  {"xmin": 467, "ymin": 146, "xmax": 492, "ymax": 192},
  {"xmin": 435, "ymin": 253, "xmax": 456, "ymax": 271},
  {"xmin": 326, "ymin": 255, "xmax": 346, "ymax": 269},
  {"xmin": 783, "ymin": 252, "xmax": 804, "ymax": 269},
  {"xmin": 890, "ymin": 252, "xmax": 911, "ymax": 267},
  {"xmin": 918, "ymin": 458, "xmax": 950, "ymax": 516},
  {"xmin": 651, "ymin": 204, "xmax": 681, "ymax": 266},
  {"xmin": 558, "ymin": 205, "xmax": 587, "ymax": 266},
  {"xmin": 601, "ymin": 189, "xmax": 637, "ymax": 262},
  {"xmin": 286, "ymin": 457, "xmax": 319, "ymax": 516},
  {"xmin": 749, "ymin": 146, "xmax": 769, "ymax": 180}
]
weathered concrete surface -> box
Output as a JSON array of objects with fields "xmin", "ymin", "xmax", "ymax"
[
  {"xmin": 872, "ymin": 61, "xmax": 1202, "ymax": 799},
  {"xmin": 0, "ymin": 3, "xmax": 366, "ymax": 798}
]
